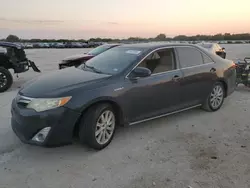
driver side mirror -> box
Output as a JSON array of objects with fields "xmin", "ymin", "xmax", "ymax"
[{"xmin": 129, "ymin": 67, "xmax": 151, "ymax": 79}]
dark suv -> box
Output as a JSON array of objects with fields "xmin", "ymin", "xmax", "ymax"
[{"xmin": 11, "ymin": 43, "xmax": 236, "ymax": 150}]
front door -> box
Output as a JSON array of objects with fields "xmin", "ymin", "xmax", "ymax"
[{"xmin": 121, "ymin": 48, "xmax": 183, "ymax": 123}]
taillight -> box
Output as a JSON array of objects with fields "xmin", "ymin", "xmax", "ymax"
[{"xmin": 231, "ymin": 61, "xmax": 237, "ymax": 68}]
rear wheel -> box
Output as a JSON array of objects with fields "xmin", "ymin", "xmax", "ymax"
[
  {"xmin": 0, "ymin": 67, "xmax": 13, "ymax": 93},
  {"xmin": 202, "ymin": 82, "xmax": 225, "ymax": 112},
  {"xmin": 79, "ymin": 103, "xmax": 116, "ymax": 150}
]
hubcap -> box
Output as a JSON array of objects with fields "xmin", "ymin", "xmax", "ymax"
[
  {"xmin": 0, "ymin": 72, "xmax": 7, "ymax": 88},
  {"xmin": 210, "ymin": 85, "xmax": 224, "ymax": 109},
  {"xmin": 95, "ymin": 110, "xmax": 115, "ymax": 145}
]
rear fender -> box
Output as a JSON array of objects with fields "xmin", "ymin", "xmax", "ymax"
[{"xmin": 216, "ymin": 78, "xmax": 228, "ymax": 97}]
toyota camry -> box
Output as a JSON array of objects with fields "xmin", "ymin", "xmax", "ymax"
[{"xmin": 11, "ymin": 43, "xmax": 236, "ymax": 150}]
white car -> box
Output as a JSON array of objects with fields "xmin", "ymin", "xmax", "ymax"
[{"xmin": 197, "ymin": 43, "xmax": 226, "ymax": 59}]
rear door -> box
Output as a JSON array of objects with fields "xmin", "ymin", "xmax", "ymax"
[{"xmin": 175, "ymin": 46, "xmax": 217, "ymax": 107}]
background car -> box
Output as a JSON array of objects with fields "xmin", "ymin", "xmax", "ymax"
[
  {"xmin": 197, "ymin": 42, "xmax": 227, "ymax": 59},
  {"xmin": 58, "ymin": 43, "xmax": 121, "ymax": 69},
  {"xmin": 0, "ymin": 42, "xmax": 41, "ymax": 92},
  {"xmin": 11, "ymin": 43, "xmax": 236, "ymax": 150}
]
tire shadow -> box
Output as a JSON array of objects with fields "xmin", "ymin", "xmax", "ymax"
[{"xmin": 235, "ymin": 85, "xmax": 250, "ymax": 93}]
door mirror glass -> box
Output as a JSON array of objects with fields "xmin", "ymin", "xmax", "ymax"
[{"xmin": 130, "ymin": 67, "xmax": 151, "ymax": 78}]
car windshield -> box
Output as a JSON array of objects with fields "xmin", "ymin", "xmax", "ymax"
[
  {"xmin": 80, "ymin": 47, "xmax": 145, "ymax": 75},
  {"xmin": 87, "ymin": 45, "xmax": 113, "ymax": 56}
]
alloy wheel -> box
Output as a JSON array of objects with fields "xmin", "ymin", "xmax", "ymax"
[
  {"xmin": 95, "ymin": 110, "xmax": 115, "ymax": 145},
  {"xmin": 0, "ymin": 72, "xmax": 7, "ymax": 88},
  {"xmin": 210, "ymin": 85, "xmax": 224, "ymax": 109}
]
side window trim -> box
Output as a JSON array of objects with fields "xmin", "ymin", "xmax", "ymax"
[{"xmin": 125, "ymin": 47, "xmax": 179, "ymax": 79}]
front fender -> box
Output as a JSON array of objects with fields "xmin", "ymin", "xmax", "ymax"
[
  {"xmin": 80, "ymin": 96, "xmax": 122, "ymax": 111},
  {"xmin": 65, "ymin": 85, "xmax": 128, "ymax": 124}
]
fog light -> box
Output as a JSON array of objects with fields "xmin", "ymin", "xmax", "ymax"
[{"xmin": 32, "ymin": 127, "xmax": 51, "ymax": 143}]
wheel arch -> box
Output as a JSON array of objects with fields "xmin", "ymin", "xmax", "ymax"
[
  {"xmin": 72, "ymin": 97, "xmax": 125, "ymax": 138},
  {"xmin": 0, "ymin": 66, "xmax": 13, "ymax": 92},
  {"xmin": 0, "ymin": 60, "xmax": 12, "ymax": 69},
  {"xmin": 216, "ymin": 78, "xmax": 228, "ymax": 97}
]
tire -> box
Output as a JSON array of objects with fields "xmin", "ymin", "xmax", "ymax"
[
  {"xmin": 0, "ymin": 67, "xmax": 13, "ymax": 93},
  {"xmin": 202, "ymin": 82, "xmax": 225, "ymax": 112},
  {"xmin": 79, "ymin": 103, "xmax": 117, "ymax": 150}
]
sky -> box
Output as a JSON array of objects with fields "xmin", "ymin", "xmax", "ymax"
[{"xmin": 0, "ymin": 0, "xmax": 250, "ymax": 39}]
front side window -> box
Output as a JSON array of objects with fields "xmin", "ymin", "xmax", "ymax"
[
  {"xmin": 137, "ymin": 48, "xmax": 176, "ymax": 74},
  {"xmin": 79, "ymin": 46, "xmax": 145, "ymax": 75},
  {"xmin": 176, "ymin": 47, "xmax": 203, "ymax": 68}
]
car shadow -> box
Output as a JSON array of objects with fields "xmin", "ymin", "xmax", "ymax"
[
  {"xmin": 235, "ymin": 85, "xmax": 250, "ymax": 93},
  {"xmin": 16, "ymin": 106, "xmax": 208, "ymax": 162}
]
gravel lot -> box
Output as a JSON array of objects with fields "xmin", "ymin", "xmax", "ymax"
[{"xmin": 0, "ymin": 45, "xmax": 250, "ymax": 188}]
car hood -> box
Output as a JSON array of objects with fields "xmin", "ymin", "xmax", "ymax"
[
  {"xmin": 19, "ymin": 67, "xmax": 111, "ymax": 98},
  {"xmin": 62, "ymin": 53, "xmax": 94, "ymax": 61}
]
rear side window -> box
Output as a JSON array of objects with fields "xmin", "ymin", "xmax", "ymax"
[{"xmin": 176, "ymin": 47, "xmax": 203, "ymax": 68}]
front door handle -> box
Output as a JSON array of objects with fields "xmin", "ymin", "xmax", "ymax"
[{"xmin": 172, "ymin": 75, "xmax": 180, "ymax": 81}]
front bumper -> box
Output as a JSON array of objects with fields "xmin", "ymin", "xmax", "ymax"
[
  {"xmin": 11, "ymin": 99, "xmax": 81, "ymax": 147},
  {"xmin": 13, "ymin": 61, "xmax": 30, "ymax": 73}
]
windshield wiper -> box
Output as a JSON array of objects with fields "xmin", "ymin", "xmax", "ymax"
[{"xmin": 85, "ymin": 64, "xmax": 103, "ymax": 74}]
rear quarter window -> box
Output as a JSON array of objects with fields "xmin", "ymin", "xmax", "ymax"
[
  {"xmin": 176, "ymin": 47, "xmax": 203, "ymax": 68},
  {"xmin": 201, "ymin": 52, "xmax": 214, "ymax": 64}
]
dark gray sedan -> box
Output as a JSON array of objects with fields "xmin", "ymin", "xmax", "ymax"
[{"xmin": 11, "ymin": 43, "xmax": 236, "ymax": 150}]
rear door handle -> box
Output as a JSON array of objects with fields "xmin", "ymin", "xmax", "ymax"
[
  {"xmin": 210, "ymin": 68, "xmax": 216, "ymax": 72},
  {"xmin": 172, "ymin": 75, "xmax": 180, "ymax": 81}
]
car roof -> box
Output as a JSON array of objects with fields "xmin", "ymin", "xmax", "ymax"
[
  {"xmin": 0, "ymin": 41, "xmax": 23, "ymax": 49},
  {"xmin": 102, "ymin": 43, "xmax": 121, "ymax": 47},
  {"xmin": 118, "ymin": 42, "xmax": 202, "ymax": 51},
  {"xmin": 198, "ymin": 43, "xmax": 213, "ymax": 47}
]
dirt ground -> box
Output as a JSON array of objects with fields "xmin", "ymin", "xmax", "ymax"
[{"xmin": 0, "ymin": 45, "xmax": 250, "ymax": 188}]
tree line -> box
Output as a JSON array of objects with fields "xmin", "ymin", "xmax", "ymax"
[{"xmin": 3, "ymin": 33, "xmax": 250, "ymax": 43}]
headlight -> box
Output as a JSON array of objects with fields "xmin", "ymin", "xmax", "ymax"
[{"xmin": 27, "ymin": 96, "xmax": 72, "ymax": 112}]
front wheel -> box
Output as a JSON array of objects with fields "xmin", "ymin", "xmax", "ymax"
[
  {"xmin": 202, "ymin": 82, "xmax": 225, "ymax": 112},
  {"xmin": 79, "ymin": 103, "xmax": 116, "ymax": 150},
  {"xmin": 0, "ymin": 67, "xmax": 13, "ymax": 93}
]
